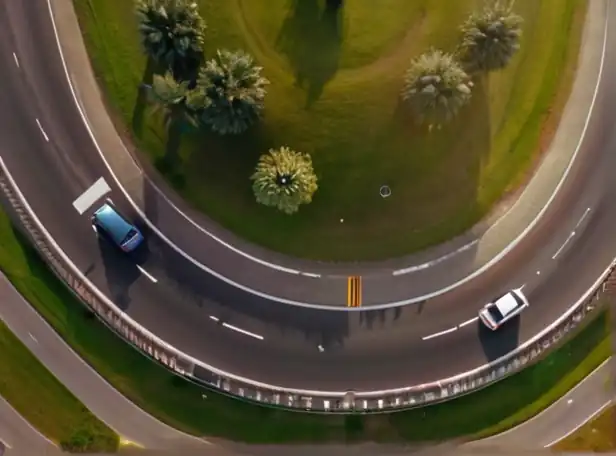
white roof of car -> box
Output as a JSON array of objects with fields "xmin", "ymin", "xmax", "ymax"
[{"xmin": 494, "ymin": 292, "xmax": 520, "ymax": 317}]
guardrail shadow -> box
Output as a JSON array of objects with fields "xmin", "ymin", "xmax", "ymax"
[
  {"xmin": 148, "ymin": 234, "xmax": 350, "ymax": 349},
  {"xmin": 359, "ymin": 306, "xmax": 404, "ymax": 330}
]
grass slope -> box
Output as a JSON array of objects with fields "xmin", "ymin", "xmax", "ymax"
[
  {"xmin": 0, "ymin": 322, "xmax": 117, "ymax": 452},
  {"xmin": 74, "ymin": 0, "xmax": 586, "ymax": 260},
  {"xmin": 0, "ymin": 202, "xmax": 610, "ymax": 443}
]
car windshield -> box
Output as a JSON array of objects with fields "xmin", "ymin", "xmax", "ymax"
[
  {"xmin": 121, "ymin": 228, "xmax": 138, "ymax": 245},
  {"xmin": 487, "ymin": 305, "xmax": 504, "ymax": 323}
]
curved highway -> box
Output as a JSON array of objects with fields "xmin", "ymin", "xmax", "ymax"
[
  {"xmin": 0, "ymin": 271, "xmax": 611, "ymax": 454},
  {"xmin": 0, "ymin": 0, "xmax": 613, "ymax": 392}
]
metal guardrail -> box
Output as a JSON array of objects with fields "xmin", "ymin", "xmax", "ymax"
[{"xmin": 0, "ymin": 156, "xmax": 614, "ymax": 414}]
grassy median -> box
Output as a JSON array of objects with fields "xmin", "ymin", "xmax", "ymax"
[
  {"xmin": 0, "ymin": 205, "xmax": 611, "ymax": 443},
  {"xmin": 74, "ymin": 0, "xmax": 586, "ymax": 260},
  {"xmin": 0, "ymin": 321, "xmax": 118, "ymax": 452}
]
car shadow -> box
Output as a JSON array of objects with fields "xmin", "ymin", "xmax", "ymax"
[
  {"xmin": 478, "ymin": 315, "xmax": 521, "ymax": 362},
  {"xmin": 96, "ymin": 232, "xmax": 143, "ymax": 311}
]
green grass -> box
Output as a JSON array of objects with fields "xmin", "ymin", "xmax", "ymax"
[
  {"xmin": 74, "ymin": 0, "xmax": 587, "ymax": 261},
  {"xmin": 0, "ymin": 204, "xmax": 611, "ymax": 443},
  {"xmin": 0, "ymin": 322, "xmax": 118, "ymax": 452},
  {"xmin": 555, "ymin": 404, "xmax": 616, "ymax": 452}
]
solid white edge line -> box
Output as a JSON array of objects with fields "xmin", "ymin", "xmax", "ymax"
[
  {"xmin": 422, "ymin": 326, "xmax": 457, "ymax": 341},
  {"xmin": 221, "ymin": 323, "xmax": 264, "ymax": 340},
  {"xmin": 34, "ymin": 118, "xmax": 49, "ymax": 142},
  {"xmin": 544, "ymin": 399, "xmax": 612, "ymax": 448},
  {"xmin": 12, "ymin": 52, "xmax": 19, "ymax": 68},
  {"xmin": 45, "ymin": 0, "xmax": 609, "ymax": 310},
  {"xmin": 458, "ymin": 316, "xmax": 478, "ymax": 328},
  {"xmin": 135, "ymin": 265, "xmax": 157, "ymax": 283}
]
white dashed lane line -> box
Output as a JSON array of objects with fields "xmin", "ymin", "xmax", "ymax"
[
  {"xmin": 422, "ymin": 315, "xmax": 482, "ymax": 340},
  {"xmin": 422, "ymin": 326, "xmax": 457, "ymax": 341},
  {"xmin": 35, "ymin": 118, "xmax": 49, "ymax": 142},
  {"xmin": 222, "ymin": 322, "xmax": 264, "ymax": 340},
  {"xmin": 12, "ymin": 52, "xmax": 19, "ymax": 68},
  {"xmin": 208, "ymin": 316, "xmax": 264, "ymax": 340},
  {"xmin": 136, "ymin": 265, "xmax": 158, "ymax": 283},
  {"xmin": 458, "ymin": 316, "xmax": 478, "ymax": 328}
]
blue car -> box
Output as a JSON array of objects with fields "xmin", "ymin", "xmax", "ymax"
[{"xmin": 91, "ymin": 199, "xmax": 144, "ymax": 252}]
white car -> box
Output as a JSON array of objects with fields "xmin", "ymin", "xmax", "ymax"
[{"xmin": 478, "ymin": 289, "xmax": 529, "ymax": 330}]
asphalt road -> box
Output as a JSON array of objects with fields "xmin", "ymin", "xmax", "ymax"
[
  {"xmin": 1, "ymin": 271, "xmax": 612, "ymax": 455},
  {"xmin": 0, "ymin": 0, "xmax": 613, "ymax": 393}
]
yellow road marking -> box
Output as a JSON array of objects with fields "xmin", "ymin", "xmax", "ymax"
[{"xmin": 347, "ymin": 276, "xmax": 362, "ymax": 307}]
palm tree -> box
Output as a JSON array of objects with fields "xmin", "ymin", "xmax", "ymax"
[
  {"xmin": 197, "ymin": 49, "xmax": 270, "ymax": 135},
  {"xmin": 135, "ymin": 0, "xmax": 206, "ymax": 78},
  {"xmin": 251, "ymin": 147, "xmax": 318, "ymax": 214},
  {"xmin": 459, "ymin": 0, "xmax": 523, "ymax": 73},
  {"xmin": 401, "ymin": 49, "xmax": 473, "ymax": 125},
  {"xmin": 149, "ymin": 71, "xmax": 201, "ymax": 160},
  {"xmin": 150, "ymin": 71, "xmax": 200, "ymax": 126}
]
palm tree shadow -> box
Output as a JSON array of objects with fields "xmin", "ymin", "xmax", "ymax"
[
  {"xmin": 132, "ymin": 57, "xmax": 159, "ymax": 136},
  {"xmin": 276, "ymin": 0, "xmax": 344, "ymax": 107}
]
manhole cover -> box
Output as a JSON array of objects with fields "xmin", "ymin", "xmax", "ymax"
[{"xmin": 379, "ymin": 185, "xmax": 392, "ymax": 198}]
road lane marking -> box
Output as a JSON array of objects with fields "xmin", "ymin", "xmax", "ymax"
[
  {"xmin": 136, "ymin": 265, "xmax": 157, "ymax": 283},
  {"xmin": 72, "ymin": 177, "xmax": 111, "ymax": 214},
  {"xmin": 209, "ymin": 315, "xmax": 219, "ymax": 322},
  {"xmin": 35, "ymin": 118, "xmax": 49, "ymax": 142},
  {"xmin": 393, "ymin": 240, "xmax": 479, "ymax": 276},
  {"xmin": 0, "ymin": 439, "xmax": 11, "ymax": 449},
  {"xmin": 422, "ymin": 326, "xmax": 457, "ymax": 341},
  {"xmin": 12, "ymin": 52, "xmax": 19, "ymax": 68},
  {"xmin": 28, "ymin": 332, "xmax": 38, "ymax": 343},
  {"xmin": 301, "ymin": 272, "xmax": 321, "ymax": 278},
  {"xmin": 458, "ymin": 316, "xmax": 478, "ymax": 328},
  {"xmin": 221, "ymin": 322, "xmax": 264, "ymax": 340},
  {"xmin": 544, "ymin": 399, "xmax": 612, "ymax": 447},
  {"xmin": 574, "ymin": 207, "xmax": 592, "ymax": 230},
  {"xmin": 347, "ymin": 276, "xmax": 362, "ymax": 307},
  {"xmin": 552, "ymin": 231, "xmax": 576, "ymax": 259}
]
